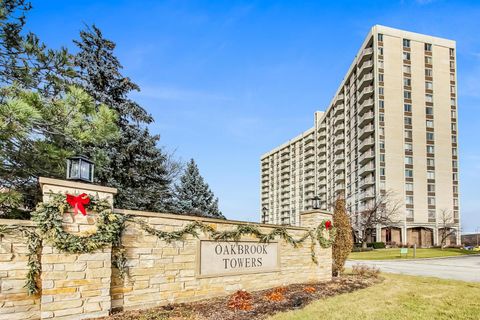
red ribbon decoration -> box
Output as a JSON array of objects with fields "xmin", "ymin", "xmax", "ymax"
[
  {"xmin": 66, "ymin": 193, "xmax": 90, "ymax": 216},
  {"xmin": 325, "ymin": 220, "xmax": 332, "ymax": 230}
]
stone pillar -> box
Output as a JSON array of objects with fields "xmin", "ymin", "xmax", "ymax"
[
  {"xmin": 38, "ymin": 177, "xmax": 117, "ymax": 320},
  {"xmin": 375, "ymin": 225, "xmax": 382, "ymax": 242},
  {"xmin": 401, "ymin": 225, "xmax": 407, "ymax": 245},
  {"xmin": 299, "ymin": 209, "xmax": 333, "ymax": 228},
  {"xmin": 433, "ymin": 227, "xmax": 439, "ymax": 246}
]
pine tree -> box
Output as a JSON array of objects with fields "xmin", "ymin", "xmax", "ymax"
[
  {"xmin": 174, "ymin": 159, "xmax": 224, "ymax": 219},
  {"xmin": 73, "ymin": 25, "xmax": 176, "ymax": 212},
  {"xmin": 332, "ymin": 197, "xmax": 353, "ymax": 276}
]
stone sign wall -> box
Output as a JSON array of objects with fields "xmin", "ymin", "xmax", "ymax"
[{"xmin": 0, "ymin": 178, "xmax": 333, "ymax": 319}]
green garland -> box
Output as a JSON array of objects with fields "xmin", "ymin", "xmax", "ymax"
[{"xmin": 0, "ymin": 193, "xmax": 336, "ymax": 295}]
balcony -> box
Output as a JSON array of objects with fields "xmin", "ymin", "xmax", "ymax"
[
  {"xmin": 304, "ymin": 134, "xmax": 314, "ymax": 143},
  {"xmin": 359, "ymin": 175, "xmax": 375, "ymax": 188},
  {"xmin": 304, "ymin": 164, "xmax": 315, "ymax": 172},
  {"xmin": 357, "ymin": 72, "xmax": 374, "ymax": 91},
  {"xmin": 318, "ymin": 147, "xmax": 326, "ymax": 155},
  {"xmin": 318, "ymin": 137, "xmax": 326, "ymax": 146},
  {"xmin": 280, "ymin": 148, "xmax": 289, "ymax": 156},
  {"xmin": 334, "ymin": 135, "xmax": 345, "ymax": 145},
  {"xmin": 334, "ymin": 183, "xmax": 346, "ymax": 193},
  {"xmin": 359, "ymin": 161, "xmax": 375, "ymax": 177},
  {"xmin": 280, "ymin": 161, "xmax": 290, "ymax": 169},
  {"xmin": 360, "ymin": 188, "xmax": 376, "ymax": 200},
  {"xmin": 359, "ymin": 124, "xmax": 375, "ymax": 139},
  {"xmin": 305, "ymin": 141, "xmax": 315, "ymax": 151},
  {"xmin": 358, "ymin": 60, "xmax": 374, "ymax": 78},
  {"xmin": 334, "ymin": 144, "xmax": 344, "ymax": 154},
  {"xmin": 334, "ymin": 165, "xmax": 344, "ymax": 174},
  {"xmin": 334, "ymin": 104, "xmax": 344, "ymax": 116},
  {"xmin": 358, "ymin": 47, "xmax": 373, "ymax": 64},
  {"xmin": 358, "ymin": 98, "xmax": 374, "ymax": 115},
  {"xmin": 318, "ymin": 155, "xmax": 327, "ymax": 163},
  {"xmin": 334, "ymin": 154, "xmax": 345, "ymax": 164},
  {"xmin": 334, "ymin": 124, "xmax": 345, "ymax": 135},
  {"xmin": 335, "ymin": 93, "xmax": 345, "ymax": 105},
  {"xmin": 318, "ymin": 178, "xmax": 327, "ymax": 185},
  {"xmin": 358, "ymin": 85, "xmax": 374, "ymax": 103},
  {"xmin": 334, "ymin": 114, "xmax": 344, "ymax": 126},
  {"xmin": 335, "ymin": 173, "xmax": 345, "ymax": 182},
  {"xmin": 318, "ymin": 123, "xmax": 326, "ymax": 132},
  {"xmin": 359, "ymin": 137, "xmax": 375, "ymax": 152},
  {"xmin": 359, "ymin": 149, "xmax": 375, "ymax": 165},
  {"xmin": 359, "ymin": 111, "xmax": 374, "ymax": 127}
]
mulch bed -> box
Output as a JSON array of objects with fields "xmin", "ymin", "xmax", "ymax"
[{"xmin": 101, "ymin": 275, "xmax": 381, "ymax": 320}]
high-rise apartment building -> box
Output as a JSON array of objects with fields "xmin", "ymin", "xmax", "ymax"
[{"xmin": 260, "ymin": 25, "xmax": 460, "ymax": 246}]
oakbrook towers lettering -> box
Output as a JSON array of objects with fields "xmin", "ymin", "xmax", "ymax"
[
  {"xmin": 215, "ymin": 243, "xmax": 267, "ymax": 269},
  {"xmin": 199, "ymin": 241, "xmax": 279, "ymax": 277}
]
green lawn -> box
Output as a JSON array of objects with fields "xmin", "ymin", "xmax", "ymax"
[
  {"xmin": 269, "ymin": 273, "xmax": 480, "ymax": 320},
  {"xmin": 348, "ymin": 247, "xmax": 477, "ymax": 260}
]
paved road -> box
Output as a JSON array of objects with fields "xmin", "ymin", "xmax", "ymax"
[{"xmin": 346, "ymin": 255, "xmax": 480, "ymax": 282}]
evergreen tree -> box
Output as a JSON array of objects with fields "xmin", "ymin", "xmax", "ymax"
[
  {"xmin": 175, "ymin": 159, "xmax": 224, "ymax": 219},
  {"xmin": 332, "ymin": 197, "xmax": 353, "ymax": 276},
  {"xmin": 73, "ymin": 25, "xmax": 176, "ymax": 212}
]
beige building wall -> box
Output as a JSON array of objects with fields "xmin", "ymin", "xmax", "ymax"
[{"xmin": 260, "ymin": 25, "xmax": 460, "ymax": 246}]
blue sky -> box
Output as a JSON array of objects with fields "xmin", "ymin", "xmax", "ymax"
[{"xmin": 27, "ymin": 0, "xmax": 480, "ymax": 232}]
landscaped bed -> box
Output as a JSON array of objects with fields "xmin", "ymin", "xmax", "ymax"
[{"xmin": 98, "ymin": 273, "xmax": 380, "ymax": 320}]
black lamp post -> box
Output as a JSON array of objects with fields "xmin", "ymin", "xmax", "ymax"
[
  {"xmin": 66, "ymin": 155, "xmax": 94, "ymax": 183},
  {"xmin": 262, "ymin": 206, "xmax": 268, "ymax": 223},
  {"xmin": 312, "ymin": 195, "xmax": 321, "ymax": 210}
]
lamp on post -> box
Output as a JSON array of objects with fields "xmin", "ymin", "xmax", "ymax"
[
  {"xmin": 312, "ymin": 195, "xmax": 321, "ymax": 210},
  {"xmin": 262, "ymin": 206, "xmax": 268, "ymax": 223},
  {"xmin": 66, "ymin": 155, "xmax": 94, "ymax": 183}
]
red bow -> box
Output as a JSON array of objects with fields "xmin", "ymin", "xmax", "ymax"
[
  {"xmin": 325, "ymin": 220, "xmax": 332, "ymax": 230},
  {"xmin": 66, "ymin": 193, "xmax": 90, "ymax": 216}
]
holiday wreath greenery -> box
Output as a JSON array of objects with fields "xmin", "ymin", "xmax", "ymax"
[{"xmin": 0, "ymin": 193, "xmax": 336, "ymax": 295}]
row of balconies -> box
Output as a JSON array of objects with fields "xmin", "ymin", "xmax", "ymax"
[{"xmin": 358, "ymin": 47, "xmax": 373, "ymax": 64}]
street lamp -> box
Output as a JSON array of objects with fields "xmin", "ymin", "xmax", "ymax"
[
  {"xmin": 262, "ymin": 207, "xmax": 268, "ymax": 223},
  {"xmin": 66, "ymin": 155, "xmax": 94, "ymax": 183},
  {"xmin": 312, "ymin": 195, "xmax": 321, "ymax": 210}
]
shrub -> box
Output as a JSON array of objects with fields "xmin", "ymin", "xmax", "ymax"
[
  {"xmin": 367, "ymin": 242, "xmax": 386, "ymax": 249},
  {"xmin": 303, "ymin": 286, "xmax": 316, "ymax": 293},
  {"xmin": 332, "ymin": 197, "xmax": 353, "ymax": 276},
  {"xmin": 264, "ymin": 286, "xmax": 287, "ymax": 302},
  {"xmin": 352, "ymin": 264, "xmax": 380, "ymax": 278},
  {"xmin": 228, "ymin": 290, "xmax": 252, "ymax": 311}
]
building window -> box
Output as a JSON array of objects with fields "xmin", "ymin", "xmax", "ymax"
[
  {"xmin": 452, "ymin": 148, "xmax": 457, "ymax": 156},
  {"xmin": 451, "ymin": 98, "xmax": 456, "ymax": 106},
  {"xmin": 425, "ymin": 43, "xmax": 432, "ymax": 51},
  {"xmin": 450, "ymin": 48, "xmax": 455, "ymax": 56},
  {"xmin": 379, "ymin": 73, "xmax": 384, "ymax": 82},
  {"xmin": 425, "ymin": 69, "xmax": 432, "ymax": 77},
  {"xmin": 405, "ymin": 169, "xmax": 413, "ymax": 178},
  {"xmin": 403, "ymin": 65, "xmax": 411, "ymax": 73},
  {"xmin": 380, "ymin": 154, "xmax": 385, "ymax": 162},
  {"xmin": 379, "ymin": 100, "xmax": 385, "ymax": 108},
  {"xmin": 452, "ymin": 135, "xmax": 457, "ymax": 143},
  {"xmin": 453, "ymin": 185, "xmax": 458, "ymax": 193},
  {"xmin": 404, "ymin": 78, "xmax": 411, "ymax": 86},
  {"xmin": 451, "ymin": 85, "xmax": 456, "ymax": 93},
  {"xmin": 428, "ymin": 184, "xmax": 435, "ymax": 192},
  {"xmin": 406, "ymin": 209, "xmax": 414, "ymax": 219},
  {"xmin": 403, "ymin": 39, "xmax": 411, "ymax": 48},
  {"xmin": 425, "ymin": 94, "xmax": 433, "ymax": 103},
  {"xmin": 425, "ymin": 56, "xmax": 432, "ymax": 64},
  {"xmin": 380, "ymin": 167, "xmax": 386, "ymax": 176},
  {"xmin": 403, "ymin": 52, "xmax": 411, "ymax": 60},
  {"xmin": 428, "ymin": 197, "xmax": 436, "ymax": 205},
  {"xmin": 406, "ymin": 196, "xmax": 414, "ymax": 204},
  {"xmin": 406, "ymin": 182, "xmax": 414, "ymax": 192},
  {"xmin": 379, "ymin": 87, "xmax": 384, "ymax": 95},
  {"xmin": 453, "ymin": 160, "xmax": 458, "ymax": 168},
  {"xmin": 378, "ymin": 47, "xmax": 384, "ymax": 55},
  {"xmin": 425, "ymin": 81, "xmax": 433, "ymax": 90},
  {"xmin": 404, "ymin": 91, "xmax": 411, "ymax": 99},
  {"xmin": 450, "ymin": 61, "xmax": 455, "ymax": 69},
  {"xmin": 426, "ymin": 107, "xmax": 433, "ymax": 115},
  {"xmin": 428, "ymin": 210, "xmax": 435, "ymax": 220},
  {"xmin": 427, "ymin": 158, "xmax": 435, "ymax": 167},
  {"xmin": 427, "ymin": 145, "xmax": 435, "ymax": 154},
  {"xmin": 405, "ymin": 130, "xmax": 412, "ymax": 139},
  {"xmin": 426, "ymin": 120, "xmax": 434, "ymax": 128},
  {"xmin": 405, "ymin": 143, "xmax": 413, "ymax": 151},
  {"xmin": 428, "ymin": 171, "xmax": 435, "ymax": 180},
  {"xmin": 450, "ymin": 73, "xmax": 455, "ymax": 81},
  {"xmin": 378, "ymin": 33, "xmax": 384, "ymax": 41},
  {"xmin": 379, "ymin": 113, "xmax": 385, "ymax": 122},
  {"xmin": 404, "ymin": 117, "xmax": 412, "ymax": 125},
  {"xmin": 426, "ymin": 132, "xmax": 434, "ymax": 141},
  {"xmin": 404, "ymin": 104, "xmax": 412, "ymax": 112},
  {"xmin": 405, "ymin": 156, "xmax": 413, "ymax": 165},
  {"xmin": 453, "ymin": 173, "xmax": 458, "ymax": 181}
]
